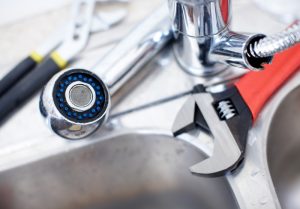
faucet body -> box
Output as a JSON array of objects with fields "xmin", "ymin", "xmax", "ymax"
[{"xmin": 169, "ymin": 0, "xmax": 272, "ymax": 75}]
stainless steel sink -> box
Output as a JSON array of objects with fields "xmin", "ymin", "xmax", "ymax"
[
  {"xmin": 267, "ymin": 86, "xmax": 300, "ymax": 209},
  {"xmin": 0, "ymin": 1, "xmax": 297, "ymax": 209},
  {"xmin": 0, "ymin": 132, "xmax": 238, "ymax": 209}
]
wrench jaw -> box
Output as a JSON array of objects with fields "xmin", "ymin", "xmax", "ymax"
[
  {"xmin": 189, "ymin": 151, "xmax": 243, "ymax": 177},
  {"xmin": 172, "ymin": 96, "xmax": 199, "ymax": 136},
  {"xmin": 172, "ymin": 85, "xmax": 252, "ymax": 177},
  {"xmin": 172, "ymin": 85, "xmax": 210, "ymax": 136}
]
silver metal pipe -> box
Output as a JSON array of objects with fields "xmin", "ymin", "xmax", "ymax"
[
  {"xmin": 168, "ymin": 0, "xmax": 230, "ymax": 37},
  {"xmin": 93, "ymin": 4, "xmax": 172, "ymax": 94},
  {"xmin": 250, "ymin": 20, "xmax": 300, "ymax": 58}
]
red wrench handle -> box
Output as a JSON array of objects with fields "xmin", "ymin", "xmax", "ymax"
[{"xmin": 235, "ymin": 44, "xmax": 300, "ymax": 122}]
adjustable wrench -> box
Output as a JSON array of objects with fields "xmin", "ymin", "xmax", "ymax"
[{"xmin": 173, "ymin": 44, "xmax": 300, "ymax": 177}]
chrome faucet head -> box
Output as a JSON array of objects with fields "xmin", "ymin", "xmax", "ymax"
[
  {"xmin": 168, "ymin": 0, "xmax": 273, "ymax": 75},
  {"xmin": 40, "ymin": 69, "xmax": 110, "ymax": 140},
  {"xmin": 39, "ymin": 4, "xmax": 172, "ymax": 140}
]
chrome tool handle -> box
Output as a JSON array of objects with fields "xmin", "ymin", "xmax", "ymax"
[{"xmin": 93, "ymin": 4, "xmax": 172, "ymax": 94}]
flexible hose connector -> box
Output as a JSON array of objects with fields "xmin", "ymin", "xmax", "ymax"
[{"xmin": 249, "ymin": 21, "xmax": 300, "ymax": 58}]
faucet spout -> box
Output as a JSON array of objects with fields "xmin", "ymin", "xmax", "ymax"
[{"xmin": 211, "ymin": 31, "xmax": 273, "ymax": 70}]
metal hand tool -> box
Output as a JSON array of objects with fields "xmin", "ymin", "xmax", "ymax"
[
  {"xmin": 0, "ymin": 0, "xmax": 128, "ymax": 98},
  {"xmin": 173, "ymin": 44, "xmax": 300, "ymax": 177},
  {"xmin": 0, "ymin": 0, "xmax": 129, "ymax": 125},
  {"xmin": 40, "ymin": 4, "xmax": 172, "ymax": 139}
]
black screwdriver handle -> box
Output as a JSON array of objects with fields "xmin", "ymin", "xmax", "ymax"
[
  {"xmin": 0, "ymin": 57, "xmax": 65, "ymax": 125},
  {"xmin": 0, "ymin": 54, "xmax": 42, "ymax": 97}
]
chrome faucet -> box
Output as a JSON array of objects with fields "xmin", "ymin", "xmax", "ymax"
[
  {"xmin": 39, "ymin": 2, "xmax": 300, "ymax": 139},
  {"xmin": 168, "ymin": 0, "xmax": 273, "ymax": 76}
]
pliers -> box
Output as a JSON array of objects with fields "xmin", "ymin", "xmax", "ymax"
[
  {"xmin": 173, "ymin": 44, "xmax": 300, "ymax": 177},
  {"xmin": 0, "ymin": 0, "xmax": 128, "ymax": 124},
  {"xmin": 0, "ymin": 0, "xmax": 128, "ymax": 97}
]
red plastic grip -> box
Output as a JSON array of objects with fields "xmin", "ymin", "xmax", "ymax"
[{"xmin": 235, "ymin": 44, "xmax": 300, "ymax": 122}]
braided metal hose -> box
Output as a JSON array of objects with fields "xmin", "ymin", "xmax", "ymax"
[{"xmin": 249, "ymin": 21, "xmax": 300, "ymax": 58}]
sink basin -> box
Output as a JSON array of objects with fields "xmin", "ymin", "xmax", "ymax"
[
  {"xmin": 0, "ymin": 132, "xmax": 238, "ymax": 209},
  {"xmin": 267, "ymin": 86, "xmax": 300, "ymax": 209}
]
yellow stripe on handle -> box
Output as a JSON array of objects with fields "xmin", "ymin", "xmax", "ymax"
[
  {"xmin": 30, "ymin": 51, "xmax": 44, "ymax": 63},
  {"xmin": 50, "ymin": 51, "xmax": 68, "ymax": 70}
]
